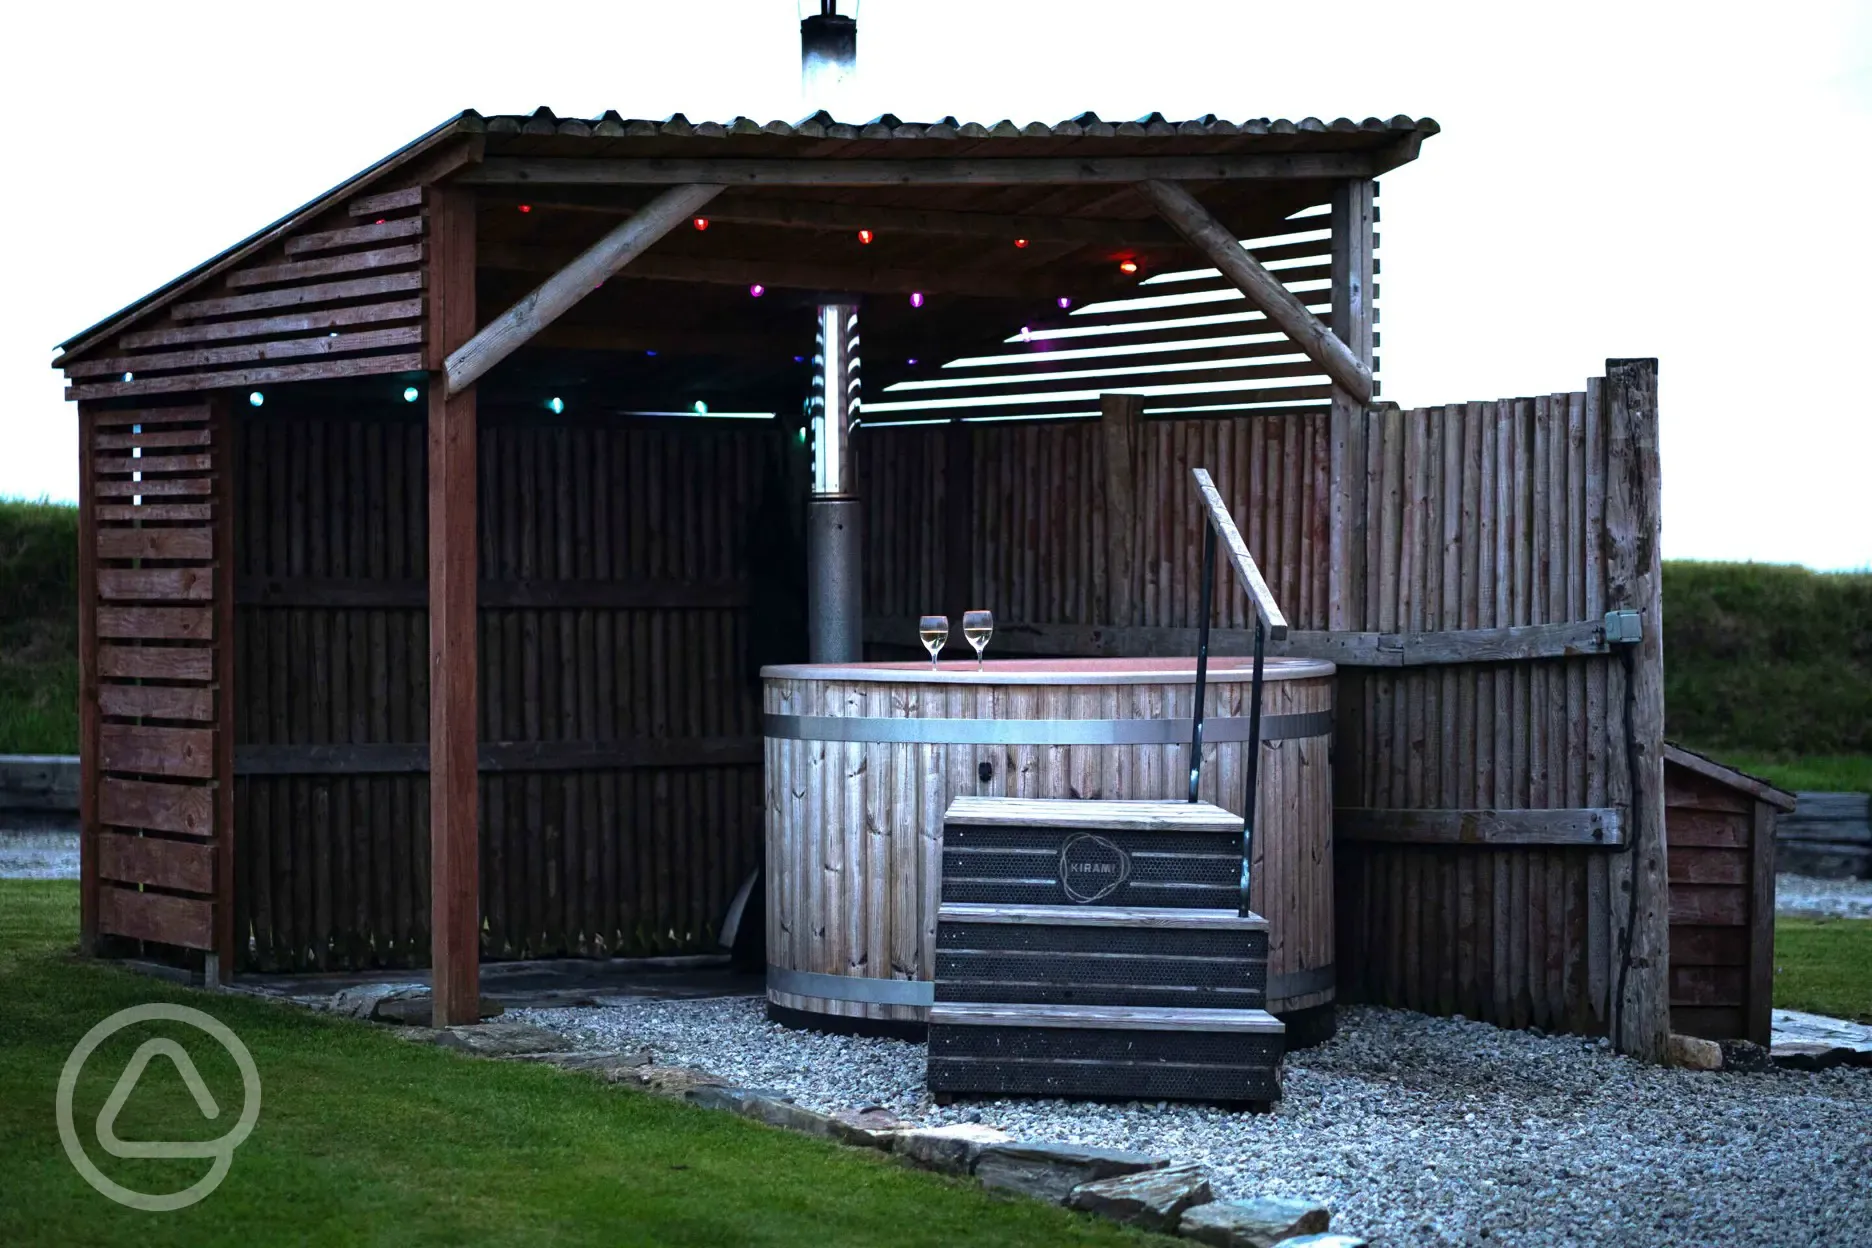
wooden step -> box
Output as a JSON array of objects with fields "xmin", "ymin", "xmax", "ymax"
[
  {"xmin": 936, "ymin": 903, "xmax": 1269, "ymax": 1010},
  {"xmin": 942, "ymin": 799, "xmax": 1244, "ymax": 909},
  {"xmin": 928, "ymin": 1002, "xmax": 1284, "ymax": 1105}
]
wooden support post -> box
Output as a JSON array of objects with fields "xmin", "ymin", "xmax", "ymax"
[
  {"xmin": 1100, "ymin": 393, "xmax": 1142, "ymax": 625},
  {"xmin": 211, "ymin": 394, "xmax": 237, "ymax": 974},
  {"xmin": 76, "ymin": 403, "xmax": 100, "ymax": 955},
  {"xmin": 1604, "ymin": 357, "xmax": 1668, "ymax": 1061},
  {"xmin": 445, "ymin": 183, "xmax": 722, "ymax": 395},
  {"xmin": 427, "ymin": 185, "xmax": 480, "ymax": 1027},
  {"xmin": 1329, "ymin": 179, "xmax": 1376, "ymax": 631},
  {"xmin": 1747, "ymin": 799, "xmax": 1777, "ymax": 1046},
  {"xmin": 1136, "ymin": 179, "xmax": 1373, "ymax": 404}
]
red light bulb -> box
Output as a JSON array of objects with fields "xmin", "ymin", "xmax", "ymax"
[
  {"xmin": 1014, "ymin": 237, "xmax": 1029, "ymax": 249},
  {"xmin": 857, "ymin": 229, "xmax": 874, "ymax": 244},
  {"xmin": 1119, "ymin": 260, "xmax": 1139, "ymax": 274},
  {"xmin": 693, "ymin": 216, "xmax": 709, "ymax": 231},
  {"xmin": 518, "ymin": 205, "xmax": 531, "ymax": 214}
]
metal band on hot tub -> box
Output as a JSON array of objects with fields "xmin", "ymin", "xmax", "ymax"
[
  {"xmin": 767, "ymin": 965, "xmax": 936, "ymax": 1006},
  {"xmin": 762, "ymin": 709, "xmax": 1333, "ymax": 746}
]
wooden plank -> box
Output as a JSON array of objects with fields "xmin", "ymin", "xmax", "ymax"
[
  {"xmin": 98, "ymin": 645, "xmax": 212, "ymax": 681},
  {"xmin": 173, "ymin": 272, "xmax": 425, "ymax": 321},
  {"xmin": 427, "ymin": 181, "xmax": 480, "ymax": 1027},
  {"xmin": 89, "ymin": 405, "xmax": 212, "ymax": 428},
  {"xmin": 1100, "ymin": 394, "xmax": 1141, "ymax": 625},
  {"xmin": 68, "ymin": 352, "xmax": 426, "ymax": 402},
  {"xmin": 1670, "ymin": 1005, "xmax": 1745, "ymax": 1040},
  {"xmin": 97, "ymin": 567, "xmax": 213, "ymax": 602},
  {"xmin": 226, "ymin": 243, "xmax": 425, "ymax": 289},
  {"xmin": 1666, "ymin": 769, "xmax": 1751, "ymax": 813},
  {"xmin": 99, "ymin": 777, "xmax": 214, "ymax": 837},
  {"xmin": 1328, "ymin": 179, "xmax": 1375, "ymax": 632},
  {"xmin": 1669, "ymin": 964, "xmax": 1745, "ymax": 1007},
  {"xmin": 98, "ymin": 885, "xmax": 213, "ymax": 950},
  {"xmin": 1140, "ymin": 180, "xmax": 1371, "ymax": 403},
  {"xmin": 929, "ymin": 1002, "xmax": 1284, "ymax": 1033},
  {"xmin": 946, "ymin": 795, "xmax": 1243, "ymax": 832},
  {"xmin": 95, "ymin": 477, "xmax": 212, "ymax": 499},
  {"xmin": 1603, "ymin": 358, "xmax": 1668, "ymax": 1061},
  {"xmin": 1666, "ymin": 846, "xmax": 1748, "ymax": 885},
  {"xmin": 1337, "ymin": 807, "xmax": 1622, "ymax": 847},
  {"xmin": 98, "ymin": 683, "xmax": 213, "ymax": 722},
  {"xmin": 1668, "ymin": 885, "xmax": 1746, "ymax": 926},
  {"xmin": 940, "ymin": 902, "xmax": 1268, "ymax": 931},
  {"xmin": 97, "ymin": 528, "xmax": 212, "ymax": 560},
  {"xmin": 94, "ymin": 452, "xmax": 212, "ymax": 474},
  {"xmin": 100, "ymin": 724, "xmax": 214, "ymax": 778},
  {"xmin": 95, "ymin": 428, "xmax": 211, "ymax": 450},
  {"xmin": 286, "ymin": 215, "xmax": 425, "ymax": 255},
  {"xmin": 1189, "ymin": 467, "xmax": 1289, "ymax": 637},
  {"xmin": 115, "ymin": 300, "xmax": 425, "ymax": 352},
  {"xmin": 96, "ymin": 606, "xmax": 212, "ymax": 641},
  {"xmin": 459, "ymin": 152, "xmax": 1387, "ymax": 187},
  {"xmin": 77, "ymin": 405, "xmax": 101, "ymax": 953},
  {"xmin": 1669, "ymin": 925, "xmax": 1747, "ymax": 966},
  {"xmin": 1667, "ymin": 807, "xmax": 1749, "ymax": 849},
  {"xmin": 1662, "ymin": 743, "xmax": 1796, "ymax": 812},
  {"xmin": 98, "ymin": 832, "xmax": 214, "ymax": 894},
  {"xmin": 349, "ymin": 185, "xmax": 424, "ymax": 217},
  {"xmin": 96, "ymin": 504, "xmax": 212, "ymax": 523},
  {"xmin": 1747, "ymin": 801, "xmax": 1776, "ymax": 1046},
  {"xmin": 65, "ymin": 326, "xmax": 424, "ymax": 379},
  {"xmin": 446, "ymin": 183, "xmax": 723, "ymax": 396}
]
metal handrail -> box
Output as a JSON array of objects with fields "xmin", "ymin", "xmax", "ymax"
[{"xmin": 1186, "ymin": 467, "xmax": 1289, "ymax": 918}]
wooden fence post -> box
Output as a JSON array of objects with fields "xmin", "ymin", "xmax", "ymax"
[
  {"xmin": 211, "ymin": 394, "xmax": 237, "ymax": 978},
  {"xmin": 1329, "ymin": 179, "xmax": 1376, "ymax": 631},
  {"xmin": 76, "ymin": 403, "xmax": 100, "ymax": 955},
  {"xmin": 1604, "ymin": 357, "xmax": 1668, "ymax": 1061},
  {"xmin": 427, "ymin": 184, "xmax": 480, "ymax": 1027},
  {"xmin": 1100, "ymin": 393, "xmax": 1142, "ymax": 625}
]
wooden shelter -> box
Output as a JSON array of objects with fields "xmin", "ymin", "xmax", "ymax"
[{"xmin": 55, "ymin": 106, "xmax": 1678, "ymax": 1057}]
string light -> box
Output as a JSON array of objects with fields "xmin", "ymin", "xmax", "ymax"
[
  {"xmin": 798, "ymin": 426, "xmax": 808, "ymax": 443},
  {"xmin": 1119, "ymin": 260, "xmax": 1139, "ymax": 274},
  {"xmin": 1057, "ymin": 297, "xmax": 1072, "ymax": 309},
  {"xmin": 857, "ymin": 229, "xmax": 874, "ymax": 244},
  {"xmin": 793, "ymin": 355, "xmax": 805, "ymax": 363},
  {"xmin": 693, "ymin": 216, "xmax": 709, "ymax": 231},
  {"xmin": 1014, "ymin": 238, "xmax": 1029, "ymax": 249},
  {"xmin": 909, "ymin": 291, "xmax": 924, "ymax": 308},
  {"xmin": 547, "ymin": 397, "xmax": 565, "ymax": 414},
  {"xmin": 248, "ymin": 391, "xmax": 265, "ymax": 407},
  {"xmin": 749, "ymin": 283, "xmax": 765, "ymax": 297},
  {"xmin": 122, "ymin": 372, "xmax": 133, "ymax": 383},
  {"xmin": 645, "ymin": 350, "xmax": 657, "ymax": 357},
  {"xmin": 907, "ymin": 358, "xmax": 918, "ymax": 366},
  {"xmin": 693, "ymin": 400, "xmax": 709, "ymax": 415},
  {"xmin": 1018, "ymin": 326, "xmax": 1032, "ymax": 342},
  {"xmin": 402, "ymin": 387, "xmax": 419, "ymax": 403},
  {"xmin": 518, "ymin": 204, "xmax": 531, "ymax": 214}
]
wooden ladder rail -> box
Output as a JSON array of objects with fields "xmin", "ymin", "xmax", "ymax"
[{"xmin": 1187, "ymin": 467, "xmax": 1290, "ymax": 917}]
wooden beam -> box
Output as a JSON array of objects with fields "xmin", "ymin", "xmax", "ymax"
[
  {"xmin": 1747, "ymin": 799, "xmax": 1776, "ymax": 1046},
  {"xmin": 1337, "ymin": 807, "xmax": 1624, "ymax": 847},
  {"xmin": 427, "ymin": 183, "xmax": 479, "ymax": 1028},
  {"xmin": 861, "ymin": 616, "xmax": 1617, "ymax": 666},
  {"xmin": 458, "ymin": 153, "xmax": 1382, "ymax": 188},
  {"xmin": 1100, "ymin": 394, "xmax": 1142, "ymax": 625},
  {"xmin": 1138, "ymin": 179, "xmax": 1372, "ymax": 404},
  {"xmin": 1328, "ymin": 179, "xmax": 1376, "ymax": 631},
  {"xmin": 445, "ymin": 183, "xmax": 722, "ymax": 396},
  {"xmin": 1604, "ymin": 356, "xmax": 1669, "ymax": 1063},
  {"xmin": 1190, "ymin": 467, "xmax": 1288, "ymax": 638},
  {"xmin": 211, "ymin": 394, "xmax": 236, "ymax": 974},
  {"xmin": 478, "ymin": 242, "xmax": 1128, "ymax": 303},
  {"xmin": 76, "ymin": 404, "xmax": 100, "ymax": 955},
  {"xmin": 522, "ymin": 193, "xmax": 1180, "ymax": 248}
]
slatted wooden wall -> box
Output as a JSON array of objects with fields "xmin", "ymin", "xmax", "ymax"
[
  {"xmin": 79, "ymin": 400, "xmax": 234, "ymax": 966},
  {"xmin": 231, "ymin": 403, "xmax": 782, "ymax": 971},
  {"xmin": 861, "ymin": 410, "xmax": 1333, "ymax": 633},
  {"xmin": 1331, "ymin": 389, "xmax": 1624, "ymax": 1032}
]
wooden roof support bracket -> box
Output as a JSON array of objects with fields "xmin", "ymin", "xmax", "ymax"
[
  {"xmin": 1137, "ymin": 179, "xmax": 1373, "ymax": 405},
  {"xmin": 444, "ymin": 182, "xmax": 724, "ymax": 395}
]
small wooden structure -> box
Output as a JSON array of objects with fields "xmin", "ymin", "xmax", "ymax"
[
  {"xmin": 1663, "ymin": 743, "xmax": 1793, "ymax": 1046},
  {"xmin": 761, "ymin": 656, "xmax": 1333, "ymax": 1028},
  {"xmin": 52, "ymin": 104, "xmax": 1681, "ymax": 1060}
]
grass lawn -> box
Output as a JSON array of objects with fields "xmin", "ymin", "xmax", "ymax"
[
  {"xmin": 0, "ymin": 881, "xmax": 1156, "ymax": 1248},
  {"xmin": 1774, "ymin": 917, "xmax": 1872, "ymax": 1023},
  {"xmin": 1711, "ymin": 752, "xmax": 1872, "ymax": 795}
]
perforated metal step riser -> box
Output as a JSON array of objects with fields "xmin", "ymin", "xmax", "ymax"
[
  {"xmin": 934, "ymin": 923, "xmax": 1268, "ymax": 1009},
  {"xmin": 927, "ymin": 1026, "xmax": 1281, "ymax": 1102},
  {"xmin": 942, "ymin": 824, "xmax": 1241, "ymax": 909}
]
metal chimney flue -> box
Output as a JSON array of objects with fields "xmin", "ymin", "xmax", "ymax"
[{"xmin": 800, "ymin": 2, "xmax": 857, "ymax": 110}]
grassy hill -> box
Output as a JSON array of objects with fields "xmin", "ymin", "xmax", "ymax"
[{"xmin": 1, "ymin": 499, "xmax": 1865, "ymax": 790}]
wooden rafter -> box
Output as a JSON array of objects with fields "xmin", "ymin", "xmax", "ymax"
[
  {"xmin": 445, "ymin": 183, "xmax": 723, "ymax": 395},
  {"xmin": 1139, "ymin": 179, "xmax": 1372, "ymax": 404}
]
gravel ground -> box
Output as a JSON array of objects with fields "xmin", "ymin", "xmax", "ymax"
[
  {"xmin": 0, "ymin": 828, "xmax": 79, "ymax": 879},
  {"xmin": 514, "ymin": 999, "xmax": 1872, "ymax": 1247},
  {"xmin": 1778, "ymin": 873, "xmax": 1872, "ymax": 919}
]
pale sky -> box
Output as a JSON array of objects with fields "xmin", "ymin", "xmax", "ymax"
[{"xmin": 4, "ymin": 0, "xmax": 1867, "ymax": 569}]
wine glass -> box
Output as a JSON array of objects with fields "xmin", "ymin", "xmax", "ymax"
[
  {"xmin": 962, "ymin": 609, "xmax": 993, "ymax": 672},
  {"xmin": 917, "ymin": 615, "xmax": 949, "ymax": 670}
]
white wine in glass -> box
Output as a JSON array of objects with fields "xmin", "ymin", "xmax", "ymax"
[
  {"xmin": 918, "ymin": 615, "xmax": 949, "ymax": 670},
  {"xmin": 962, "ymin": 609, "xmax": 993, "ymax": 672}
]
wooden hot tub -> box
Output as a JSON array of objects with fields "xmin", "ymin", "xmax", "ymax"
[{"xmin": 761, "ymin": 656, "xmax": 1335, "ymax": 1031}]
